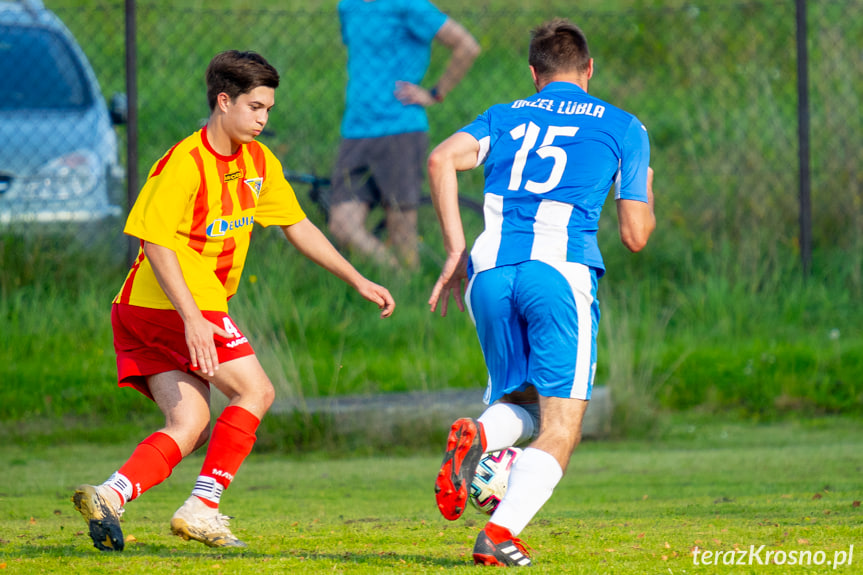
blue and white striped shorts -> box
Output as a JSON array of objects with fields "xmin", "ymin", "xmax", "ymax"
[{"xmin": 466, "ymin": 260, "xmax": 599, "ymax": 404}]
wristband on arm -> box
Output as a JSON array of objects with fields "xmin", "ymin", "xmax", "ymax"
[{"xmin": 429, "ymin": 86, "xmax": 445, "ymax": 103}]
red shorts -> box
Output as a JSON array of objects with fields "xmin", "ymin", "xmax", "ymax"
[{"xmin": 111, "ymin": 303, "xmax": 255, "ymax": 400}]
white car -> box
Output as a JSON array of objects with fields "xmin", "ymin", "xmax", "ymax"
[{"xmin": 0, "ymin": 0, "xmax": 126, "ymax": 226}]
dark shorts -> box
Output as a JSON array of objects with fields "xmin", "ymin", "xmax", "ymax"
[
  {"xmin": 111, "ymin": 303, "xmax": 255, "ymax": 400},
  {"xmin": 330, "ymin": 131, "xmax": 428, "ymax": 210}
]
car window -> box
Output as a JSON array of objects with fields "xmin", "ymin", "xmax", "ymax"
[{"xmin": 0, "ymin": 24, "xmax": 93, "ymax": 111}]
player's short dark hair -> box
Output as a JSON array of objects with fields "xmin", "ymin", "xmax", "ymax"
[
  {"xmin": 206, "ymin": 50, "xmax": 280, "ymax": 111},
  {"xmin": 528, "ymin": 19, "xmax": 591, "ymax": 80}
]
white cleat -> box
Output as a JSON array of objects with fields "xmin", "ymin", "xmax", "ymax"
[{"xmin": 170, "ymin": 496, "xmax": 247, "ymax": 548}]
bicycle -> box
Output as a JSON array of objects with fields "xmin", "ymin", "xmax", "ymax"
[{"xmin": 284, "ymin": 169, "xmax": 485, "ymax": 267}]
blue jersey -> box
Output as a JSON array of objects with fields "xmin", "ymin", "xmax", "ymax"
[
  {"xmin": 338, "ymin": 0, "xmax": 447, "ymax": 139},
  {"xmin": 459, "ymin": 82, "xmax": 650, "ymax": 279}
]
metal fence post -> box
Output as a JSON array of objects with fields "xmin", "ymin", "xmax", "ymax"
[
  {"xmin": 125, "ymin": 0, "xmax": 139, "ymax": 266},
  {"xmin": 796, "ymin": 0, "xmax": 812, "ymax": 276}
]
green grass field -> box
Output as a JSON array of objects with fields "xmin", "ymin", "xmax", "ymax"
[{"xmin": 2, "ymin": 416, "xmax": 861, "ymax": 573}]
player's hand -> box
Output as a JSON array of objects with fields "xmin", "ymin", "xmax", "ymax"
[
  {"xmin": 394, "ymin": 81, "xmax": 436, "ymax": 107},
  {"xmin": 428, "ymin": 250, "xmax": 469, "ymax": 317},
  {"xmin": 185, "ymin": 314, "xmax": 231, "ymax": 377},
  {"xmin": 356, "ymin": 279, "xmax": 396, "ymax": 318}
]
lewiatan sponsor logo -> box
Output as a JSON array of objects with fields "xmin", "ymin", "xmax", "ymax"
[{"xmin": 207, "ymin": 216, "xmax": 254, "ymax": 238}]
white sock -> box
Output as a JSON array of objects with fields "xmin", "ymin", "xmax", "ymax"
[
  {"xmin": 478, "ymin": 402, "xmax": 538, "ymax": 452},
  {"xmin": 191, "ymin": 476, "xmax": 224, "ymax": 506},
  {"xmin": 104, "ymin": 472, "xmax": 132, "ymax": 506},
  {"xmin": 489, "ymin": 447, "xmax": 563, "ymax": 536}
]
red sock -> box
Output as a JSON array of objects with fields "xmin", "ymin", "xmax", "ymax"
[
  {"xmin": 192, "ymin": 406, "xmax": 260, "ymax": 508},
  {"xmin": 484, "ymin": 522, "xmax": 515, "ymax": 544},
  {"xmin": 112, "ymin": 432, "xmax": 183, "ymax": 503}
]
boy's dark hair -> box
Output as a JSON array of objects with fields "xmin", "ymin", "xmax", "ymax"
[
  {"xmin": 528, "ymin": 19, "xmax": 591, "ymax": 79},
  {"xmin": 206, "ymin": 50, "xmax": 280, "ymax": 111}
]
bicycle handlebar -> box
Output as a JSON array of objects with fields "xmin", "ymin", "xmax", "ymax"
[{"xmin": 284, "ymin": 170, "xmax": 331, "ymax": 187}]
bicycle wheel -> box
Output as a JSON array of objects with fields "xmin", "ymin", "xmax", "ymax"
[{"xmin": 415, "ymin": 194, "xmax": 485, "ymax": 268}]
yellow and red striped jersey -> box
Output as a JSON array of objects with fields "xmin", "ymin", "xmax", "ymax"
[{"xmin": 114, "ymin": 127, "xmax": 305, "ymax": 312}]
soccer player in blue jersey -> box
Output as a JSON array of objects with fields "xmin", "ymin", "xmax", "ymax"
[{"xmin": 427, "ymin": 19, "xmax": 655, "ymax": 567}]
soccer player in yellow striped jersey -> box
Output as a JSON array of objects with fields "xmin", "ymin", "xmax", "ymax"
[{"xmin": 72, "ymin": 50, "xmax": 395, "ymax": 552}]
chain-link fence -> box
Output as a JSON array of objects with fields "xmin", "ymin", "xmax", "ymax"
[{"xmin": 2, "ymin": 0, "xmax": 861, "ymax": 272}]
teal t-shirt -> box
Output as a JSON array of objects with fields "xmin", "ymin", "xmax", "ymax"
[{"xmin": 338, "ymin": 0, "xmax": 447, "ymax": 138}]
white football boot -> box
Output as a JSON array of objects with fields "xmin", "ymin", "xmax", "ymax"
[{"xmin": 170, "ymin": 496, "xmax": 247, "ymax": 548}]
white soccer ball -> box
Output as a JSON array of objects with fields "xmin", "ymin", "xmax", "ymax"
[{"xmin": 469, "ymin": 447, "xmax": 522, "ymax": 515}]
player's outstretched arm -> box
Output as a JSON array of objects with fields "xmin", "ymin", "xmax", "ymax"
[
  {"xmin": 281, "ymin": 218, "xmax": 395, "ymax": 318},
  {"xmin": 428, "ymin": 250, "xmax": 468, "ymax": 318},
  {"xmin": 616, "ymin": 167, "xmax": 656, "ymax": 252},
  {"xmin": 427, "ymin": 131, "xmax": 481, "ymax": 316}
]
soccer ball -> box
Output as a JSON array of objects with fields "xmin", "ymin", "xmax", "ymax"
[{"xmin": 469, "ymin": 447, "xmax": 522, "ymax": 515}]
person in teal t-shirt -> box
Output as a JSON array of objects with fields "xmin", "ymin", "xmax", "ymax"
[{"xmin": 329, "ymin": 0, "xmax": 480, "ymax": 268}]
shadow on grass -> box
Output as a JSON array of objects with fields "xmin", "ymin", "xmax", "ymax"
[{"xmin": 14, "ymin": 543, "xmax": 468, "ymax": 569}]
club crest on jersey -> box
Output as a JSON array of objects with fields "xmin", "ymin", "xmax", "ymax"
[
  {"xmin": 244, "ymin": 177, "xmax": 263, "ymax": 198},
  {"xmin": 207, "ymin": 216, "xmax": 254, "ymax": 238}
]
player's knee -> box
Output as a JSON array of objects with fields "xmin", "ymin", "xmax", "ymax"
[
  {"xmin": 259, "ymin": 381, "xmax": 276, "ymax": 411},
  {"xmin": 328, "ymin": 203, "xmax": 360, "ymax": 242},
  {"xmin": 167, "ymin": 415, "xmax": 211, "ymax": 456},
  {"xmin": 243, "ymin": 378, "xmax": 275, "ymax": 414},
  {"xmin": 328, "ymin": 215, "xmax": 348, "ymax": 244}
]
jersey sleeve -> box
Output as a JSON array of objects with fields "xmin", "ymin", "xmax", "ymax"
[
  {"xmin": 123, "ymin": 150, "xmax": 196, "ymax": 248},
  {"xmin": 458, "ymin": 111, "xmax": 492, "ymax": 167},
  {"xmin": 614, "ymin": 116, "xmax": 651, "ymax": 202},
  {"xmin": 403, "ymin": 0, "xmax": 447, "ymax": 42},
  {"xmin": 253, "ymin": 148, "xmax": 306, "ymax": 228}
]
